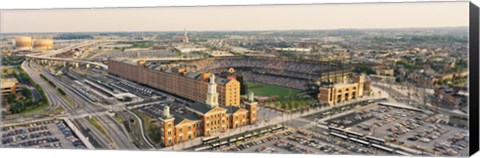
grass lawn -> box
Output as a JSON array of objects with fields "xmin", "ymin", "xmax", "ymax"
[
  {"xmin": 63, "ymin": 95, "xmax": 77, "ymax": 109},
  {"xmin": 47, "ymin": 106, "xmax": 65, "ymax": 114},
  {"xmin": 246, "ymin": 81, "xmax": 300, "ymax": 97},
  {"xmin": 113, "ymin": 113, "xmax": 124, "ymax": 125},
  {"xmin": 16, "ymin": 102, "xmax": 49, "ymax": 116},
  {"xmin": 4, "ymin": 66, "xmax": 50, "ymax": 117},
  {"xmin": 1, "ymin": 67, "xmax": 19, "ymax": 76},
  {"xmin": 87, "ymin": 117, "xmax": 112, "ymax": 142}
]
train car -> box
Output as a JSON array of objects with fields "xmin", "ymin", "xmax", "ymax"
[
  {"xmin": 366, "ymin": 135, "xmax": 386, "ymax": 145},
  {"xmin": 328, "ymin": 126, "xmax": 345, "ymax": 134},
  {"xmin": 201, "ymin": 136, "xmax": 219, "ymax": 144},
  {"xmin": 345, "ymin": 130, "xmax": 363, "ymax": 139},
  {"xmin": 395, "ymin": 150, "xmax": 413, "ymax": 156},
  {"xmin": 194, "ymin": 145, "xmax": 210, "ymax": 151},
  {"xmin": 372, "ymin": 144, "xmax": 394, "ymax": 153},
  {"xmin": 349, "ymin": 137, "xmax": 369, "ymax": 146},
  {"xmin": 66, "ymin": 73, "xmax": 79, "ymax": 80},
  {"xmin": 237, "ymin": 136, "xmax": 244, "ymax": 141},
  {"xmin": 330, "ymin": 132, "xmax": 348, "ymax": 139}
]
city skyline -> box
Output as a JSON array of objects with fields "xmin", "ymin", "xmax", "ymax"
[
  {"xmin": 0, "ymin": 2, "xmax": 474, "ymax": 156},
  {"xmin": 1, "ymin": 2, "xmax": 469, "ymax": 33}
]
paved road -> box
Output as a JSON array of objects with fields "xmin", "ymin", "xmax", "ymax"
[
  {"xmin": 16, "ymin": 84, "xmax": 41, "ymax": 102},
  {"xmin": 26, "ymin": 40, "xmax": 108, "ymax": 69},
  {"xmin": 123, "ymin": 110, "xmax": 156, "ymax": 149},
  {"xmin": 17, "ymin": 61, "xmax": 116, "ymax": 149},
  {"xmin": 36, "ymin": 64, "xmax": 137, "ymax": 150},
  {"xmin": 23, "ymin": 61, "xmax": 65, "ymax": 112}
]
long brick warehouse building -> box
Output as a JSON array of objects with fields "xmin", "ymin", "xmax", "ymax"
[{"xmin": 107, "ymin": 59, "xmax": 240, "ymax": 107}]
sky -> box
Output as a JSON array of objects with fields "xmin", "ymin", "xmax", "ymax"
[{"xmin": 0, "ymin": 1, "xmax": 469, "ymax": 33}]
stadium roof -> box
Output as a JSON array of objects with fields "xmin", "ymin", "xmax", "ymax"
[{"xmin": 215, "ymin": 77, "xmax": 229, "ymax": 85}]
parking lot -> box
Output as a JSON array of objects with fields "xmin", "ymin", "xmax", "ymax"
[
  {"xmin": 223, "ymin": 129, "xmax": 386, "ymax": 155},
  {"xmin": 112, "ymin": 79, "xmax": 153, "ymax": 97},
  {"xmin": 136, "ymin": 99, "xmax": 189, "ymax": 118},
  {"xmin": 302, "ymin": 99, "xmax": 380, "ymax": 126},
  {"xmin": 321, "ymin": 104, "xmax": 469, "ymax": 156},
  {"xmin": 325, "ymin": 110, "xmax": 374, "ymax": 128},
  {"xmin": 1, "ymin": 120, "xmax": 86, "ymax": 149}
]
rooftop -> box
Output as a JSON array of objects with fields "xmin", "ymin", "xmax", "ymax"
[
  {"xmin": 187, "ymin": 102, "xmax": 214, "ymax": 114},
  {"xmin": 226, "ymin": 106, "xmax": 241, "ymax": 114},
  {"xmin": 1, "ymin": 78, "xmax": 19, "ymax": 88},
  {"xmin": 333, "ymin": 83, "xmax": 358, "ymax": 88}
]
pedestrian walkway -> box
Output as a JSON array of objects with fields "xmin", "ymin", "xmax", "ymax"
[{"xmin": 64, "ymin": 118, "xmax": 95, "ymax": 149}]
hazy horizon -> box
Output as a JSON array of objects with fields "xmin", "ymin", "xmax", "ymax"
[
  {"xmin": 0, "ymin": 27, "xmax": 470, "ymax": 35},
  {"xmin": 0, "ymin": 2, "xmax": 469, "ymax": 33}
]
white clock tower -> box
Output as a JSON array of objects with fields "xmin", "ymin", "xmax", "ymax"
[{"xmin": 206, "ymin": 73, "xmax": 219, "ymax": 108}]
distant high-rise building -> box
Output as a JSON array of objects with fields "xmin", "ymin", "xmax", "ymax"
[{"xmin": 183, "ymin": 28, "xmax": 189, "ymax": 43}]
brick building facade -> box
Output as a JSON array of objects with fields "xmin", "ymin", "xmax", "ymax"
[{"xmin": 108, "ymin": 59, "xmax": 240, "ymax": 106}]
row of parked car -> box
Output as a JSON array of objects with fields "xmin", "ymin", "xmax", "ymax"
[
  {"xmin": 6, "ymin": 136, "xmax": 60, "ymax": 148},
  {"xmin": 328, "ymin": 110, "xmax": 374, "ymax": 127},
  {"xmin": 138, "ymin": 100, "xmax": 188, "ymax": 119},
  {"xmin": 434, "ymin": 140, "xmax": 464, "ymax": 156},
  {"xmin": 434, "ymin": 132, "xmax": 469, "ymax": 156},
  {"xmin": 1, "ymin": 124, "xmax": 53, "ymax": 146},
  {"xmin": 287, "ymin": 133, "xmax": 350, "ymax": 154},
  {"xmin": 256, "ymin": 146, "xmax": 277, "ymax": 153},
  {"xmin": 40, "ymin": 142, "xmax": 63, "ymax": 149},
  {"xmin": 116, "ymin": 80, "xmax": 153, "ymax": 96},
  {"xmin": 56, "ymin": 121, "xmax": 86, "ymax": 149},
  {"xmin": 407, "ymin": 124, "xmax": 449, "ymax": 144},
  {"xmin": 227, "ymin": 131, "xmax": 293, "ymax": 152},
  {"xmin": 307, "ymin": 131, "xmax": 377, "ymax": 155},
  {"xmin": 275, "ymin": 140, "xmax": 316, "ymax": 154},
  {"xmin": 388, "ymin": 119, "xmax": 422, "ymax": 136}
]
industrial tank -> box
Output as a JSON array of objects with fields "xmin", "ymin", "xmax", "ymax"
[
  {"xmin": 33, "ymin": 39, "xmax": 54, "ymax": 50},
  {"xmin": 15, "ymin": 36, "xmax": 33, "ymax": 50}
]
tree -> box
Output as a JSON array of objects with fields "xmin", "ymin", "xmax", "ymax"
[
  {"xmin": 354, "ymin": 65, "xmax": 376, "ymax": 75},
  {"xmin": 23, "ymin": 99, "xmax": 34, "ymax": 107},
  {"xmin": 281, "ymin": 103, "xmax": 287, "ymax": 110},
  {"xmin": 6, "ymin": 94, "xmax": 15, "ymax": 102},
  {"xmin": 20, "ymin": 88, "xmax": 31, "ymax": 98},
  {"xmin": 288, "ymin": 103, "xmax": 294, "ymax": 110},
  {"xmin": 1, "ymin": 111, "xmax": 6, "ymax": 118},
  {"xmin": 10, "ymin": 102, "xmax": 24, "ymax": 114}
]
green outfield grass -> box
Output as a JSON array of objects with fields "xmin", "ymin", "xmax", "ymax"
[{"xmin": 246, "ymin": 81, "xmax": 300, "ymax": 97}]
